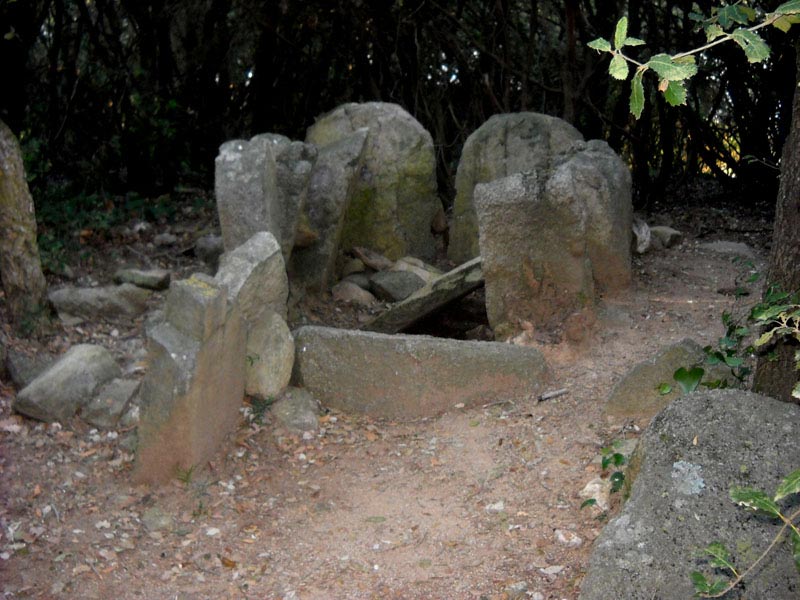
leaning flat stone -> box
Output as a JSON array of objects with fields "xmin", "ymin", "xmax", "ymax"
[
  {"xmin": 49, "ymin": 283, "xmax": 151, "ymax": 325},
  {"xmin": 113, "ymin": 268, "xmax": 171, "ymax": 290},
  {"xmin": 698, "ymin": 240, "xmax": 756, "ymax": 259},
  {"xmin": 5, "ymin": 348, "xmax": 56, "ymax": 389},
  {"xmin": 245, "ymin": 311, "xmax": 295, "ymax": 400},
  {"xmin": 292, "ymin": 326, "xmax": 548, "ymax": 419},
  {"xmin": 580, "ymin": 390, "xmax": 800, "ymax": 600},
  {"xmin": 82, "ymin": 378, "xmax": 140, "ymax": 429},
  {"xmin": 364, "ymin": 257, "xmax": 483, "ymax": 334},
  {"xmin": 369, "ymin": 270, "xmax": 426, "ymax": 302},
  {"xmin": 14, "ymin": 345, "xmax": 121, "ymax": 423}
]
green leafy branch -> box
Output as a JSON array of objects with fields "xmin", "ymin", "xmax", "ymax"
[
  {"xmin": 751, "ymin": 285, "xmax": 800, "ymax": 399},
  {"xmin": 588, "ymin": 1, "xmax": 800, "ymax": 118},
  {"xmin": 691, "ymin": 468, "xmax": 800, "ymax": 597}
]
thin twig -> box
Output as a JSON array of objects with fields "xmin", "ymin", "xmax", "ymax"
[{"xmin": 538, "ymin": 388, "xmax": 569, "ymax": 402}]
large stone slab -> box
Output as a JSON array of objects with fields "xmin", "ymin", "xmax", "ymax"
[
  {"xmin": 606, "ymin": 338, "xmax": 734, "ymax": 421},
  {"xmin": 306, "ymin": 102, "xmax": 439, "ymax": 260},
  {"xmin": 448, "ymin": 112, "xmax": 584, "ymax": 263},
  {"xmin": 292, "ymin": 326, "xmax": 548, "ymax": 419},
  {"xmin": 364, "ymin": 257, "xmax": 483, "ymax": 333},
  {"xmin": 48, "ymin": 283, "xmax": 151, "ymax": 325},
  {"xmin": 580, "ymin": 390, "xmax": 800, "ymax": 599},
  {"xmin": 289, "ymin": 128, "xmax": 368, "ymax": 291},
  {"xmin": 14, "ymin": 344, "xmax": 121, "ymax": 423},
  {"xmin": 245, "ymin": 311, "xmax": 295, "ymax": 400}
]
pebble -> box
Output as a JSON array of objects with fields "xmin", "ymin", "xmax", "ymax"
[
  {"xmin": 484, "ymin": 501, "xmax": 505, "ymax": 513},
  {"xmin": 555, "ymin": 528, "xmax": 583, "ymax": 547}
]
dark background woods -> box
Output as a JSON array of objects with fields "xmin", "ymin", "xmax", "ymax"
[{"xmin": 1, "ymin": 0, "xmax": 797, "ymax": 210}]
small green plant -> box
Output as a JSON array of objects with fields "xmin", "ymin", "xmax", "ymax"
[
  {"xmin": 248, "ymin": 396, "xmax": 273, "ymax": 424},
  {"xmin": 175, "ymin": 464, "xmax": 196, "ymax": 486},
  {"xmin": 245, "ymin": 353, "xmax": 260, "ymax": 367},
  {"xmin": 691, "ymin": 468, "xmax": 800, "ymax": 597},
  {"xmin": 582, "ymin": 441, "xmax": 629, "ymax": 510},
  {"xmin": 751, "ymin": 285, "xmax": 800, "ymax": 399}
]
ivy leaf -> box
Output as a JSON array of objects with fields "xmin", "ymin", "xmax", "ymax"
[
  {"xmin": 657, "ymin": 382, "xmax": 673, "ymax": 395},
  {"xmin": 705, "ymin": 23, "xmax": 726, "ymax": 41},
  {"xmin": 614, "ymin": 17, "xmax": 628, "ymax": 49},
  {"xmin": 610, "ymin": 471, "xmax": 625, "ymax": 493},
  {"xmin": 772, "ymin": 14, "xmax": 800, "ymax": 33},
  {"xmin": 775, "ymin": 0, "xmax": 800, "ymax": 15},
  {"xmin": 731, "ymin": 28, "xmax": 771, "ymax": 63},
  {"xmin": 580, "ymin": 498, "xmax": 597, "ymax": 509},
  {"xmin": 717, "ymin": 4, "xmax": 754, "ymax": 28},
  {"xmin": 663, "ymin": 80, "xmax": 687, "ymax": 106},
  {"xmin": 690, "ymin": 571, "xmax": 728, "ymax": 595},
  {"xmin": 588, "ymin": 37, "xmax": 612, "ymax": 52},
  {"xmin": 610, "ymin": 54, "xmax": 629, "ymax": 80},
  {"xmin": 773, "ymin": 468, "xmax": 800, "ymax": 502},
  {"xmin": 752, "ymin": 304, "xmax": 791, "ymax": 321},
  {"xmin": 624, "ymin": 36, "xmax": 646, "ymax": 46},
  {"xmin": 704, "ymin": 542, "xmax": 737, "ymax": 572},
  {"xmin": 729, "ymin": 487, "xmax": 782, "ymax": 518},
  {"xmin": 674, "ymin": 366, "xmax": 704, "ymax": 394},
  {"xmin": 647, "ymin": 53, "xmax": 698, "ymax": 81},
  {"xmin": 754, "ymin": 330, "xmax": 775, "ymax": 347},
  {"xmin": 630, "ymin": 69, "xmax": 645, "ymax": 118}
]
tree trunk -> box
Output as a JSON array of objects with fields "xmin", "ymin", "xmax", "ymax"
[
  {"xmin": 0, "ymin": 119, "xmax": 48, "ymax": 330},
  {"xmin": 753, "ymin": 42, "xmax": 800, "ymax": 404}
]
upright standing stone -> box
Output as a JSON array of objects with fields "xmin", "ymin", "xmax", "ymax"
[
  {"xmin": 306, "ymin": 102, "xmax": 440, "ymax": 260},
  {"xmin": 289, "ymin": 128, "xmax": 368, "ymax": 291},
  {"xmin": 448, "ymin": 113, "xmax": 584, "ymax": 263},
  {"xmin": 0, "ymin": 119, "xmax": 47, "ymax": 327}
]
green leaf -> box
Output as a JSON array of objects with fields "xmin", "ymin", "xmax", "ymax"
[
  {"xmin": 610, "ymin": 54, "xmax": 629, "ymax": 80},
  {"xmin": 624, "ymin": 37, "xmax": 646, "ymax": 46},
  {"xmin": 705, "ymin": 23, "xmax": 726, "ymax": 41},
  {"xmin": 690, "ymin": 571, "xmax": 728, "ymax": 595},
  {"xmin": 647, "ymin": 53, "xmax": 698, "ymax": 81},
  {"xmin": 588, "ymin": 37, "xmax": 612, "ymax": 52},
  {"xmin": 772, "ymin": 15, "xmax": 800, "ymax": 33},
  {"xmin": 774, "ymin": 468, "xmax": 800, "ymax": 502},
  {"xmin": 580, "ymin": 498, "xmax": 597, "ymax": 509},
  {"xmin": 657, "ymin": 382, "xmax": 673, "ymax": 395},
  {"xmin": 729, "ymin": 487, "xmax": 782, "ymax": 518},
  {"xmin": 610, "ymin": 471, "xmax": 625, "ymax": 493},
  {"xmin": 611, "ymin": 452, "xmax": 626, "ymax": 467},
  {"xmin": 674, "ymin": 366, "xmax": 704, "ymax": 394},
  {"xmin": 704, "ymin": 541, "xmax": 737, "ymax": 572},
  {"xmin": 752, "ymin": 304, "xmax": 792, "ymax": 321},
  {"xmin": 775, "ymin": 0, "xmax": 800, "ymax": 15},
  {"xmin": 717, "ymin": 4, "xmax": 754, "ymax": 28},
  {"xmin": 755, "ymin": 330, "xmax": 776, "ymax": 347},
  {"xmin": 614, "ymin": 17, "xmax": 628, "ymax": 49},
  {"xmin": 731, "ymin": 28, "xmax": 771, "ymax": 63},
  {"xmin": 791, "ymin": 530, "xmax": 800, "ymax": 574},
  {"xmin": 630, "ymin": 69, "xmax": 645, "ymax": 118},
  {"xmin": 723, "ymin": 355, "xmax": 744, "ymax": 368},
  {"xmin": 663, "ymin": 80, "xmax": 687, "ymax": 106}
]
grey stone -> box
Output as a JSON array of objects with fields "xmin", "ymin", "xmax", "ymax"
[
  {"xmin": 448, "ymin": 112, "xmax": 584, "ymax": 263},
  {"xmin": 351, "ymin": 246, "xmax": 395, "ymax": 271},
  {"xmin": 5, "ymin": 348, "xmax": 55, "ymax": 389},
  {"xmin": 141, "ymin": 506, "xmax": 174, "ymax": 532},
  {"xmin": 292, "ymin": 326, "xmax": 549, "ymax": 420},
  {"xmin": 341, "ymin": 272, "xmax": 371, "ymax": 290},
  {"xmin": 48, "ymin": 283, "xmax": 152, "ymax": 325},
  {"xmin": 14, "ymin": 345, "xmax": 121, "ymax": 423},
  {"xmin": 605, "ymin": 338, "xmax": 734, "ymax": 421},
  {"xmin": 364, "ymin": 257, "xmax": 484, "ymax": 334},
  {"xmin": 649, "ymin": 225, "xmax": 683, "ymax": 248},
  {"xmin": 289, "ymin": 128, "xmax": 368, "ymax": 291},
  {"xmin": 215, "ymin": 231, "xmax": 288, "ymax": 322},
  {"xmin": 331, "ymin": 281, "xmax": 379, "ymax": 307},
  {"xmin": 245, "ymin": 311, "xmax": 295, "ymax": 400},
  {"xmin": 82, "ymin": 378, "xmax": 140, "ymax": 429},
  {"xmin": 580, "ymin": 390, "xmax": 800, "ymax": 600},
  {"xmin": 369, "ymin": 270, "xmax": 426, "ymax": 302},
  {"xmin": 306, "ymin": 102, "xmax": 440, "ymax": 260},
  {"xmin": 195, "ymin": 235, "xmax": 224, "ymax": 273},
  {"xmin": 699, "ymin": 240, "xmax": 757, "ymax": 259},
  {"xmin": 270, "ymin": 387, "xmax": 320, "ymax": 432},
  {"xmin": 390, "ymin": 256, "xmax": 442, "ymax": 285},
  {"xmin": 153, "ymin": 232, "xmax": 178, "ymax": 246},
  {"xmin": 113, "ymin": 268, "xmax": 171, "ymax": 290},
  {"xmin": 165, "ymin": 273, "xmax": 228, "ymax": 343},
  {"xmin": 341, "ymin": 257, "xmax": 366, "ymax": 278}
]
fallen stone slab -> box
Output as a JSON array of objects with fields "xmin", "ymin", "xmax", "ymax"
[
  {"xmin": 82, "ymin": 378, "xmax": 140, "ymax": 429},
  {"xmin": 5, "ymin": 348, "xmax": 56, "ymax": 389},
  {"xmin": 363, "ymin": 257, "xmax": 483, "ymax": 334},
  {"xmin": 113, "ymin": 268, "xmax": 171, "ymax": 290},
  {"xmin": 48, "ymin": 283, "xmax": 152, "ymax": 325},
  {"xmin": 698, "ymin": 240, "xmax": 757, "ymax": 259},
  {"xmin": 580, "ymin": 389, "xmax": 800, "ymax": 600},
  {"xmin": 14, "ymin": 344, "xmax": 121, "ymax": 423},
  {"xmin": 292, "ymin": 325, "xmax": 548, "ymax": 419},
  {"xmin": 368, "ymin": 270, "xmax": 426, "ymax": 302}
]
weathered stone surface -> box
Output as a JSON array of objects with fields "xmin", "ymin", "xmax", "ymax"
[
  {"xmin": 245, "ymin": 311, "xmax": 295, "ymax": 400},
  {"xmin": 306, "ymin": 102, "xmax": 439, "ymax": 260},
  {"xmin": 580, "ymin": 390, "xmax": 800, "ymax": 600},
  {"xmin": 270, "ymin": 387, "xmax": 320, "ymax": 432},
  {"xmin": 113, "ymin": 268, "xmax": 171, "ymax": 290},
  {"xmin": 369, "ymin": 270, "xmax": 426, "ymax": 302},
  {"xmin": 5, "ymin": 348, "xmax": 55, "ymax": 389},
  {"xmin": 476, "ymin": 141, "xmax": 632, "ymax": 337},
  {"xmin": 292, "ymin": 326, "xmax": 549, "ymax": 419},
  {"xmin": 82, "ymin": 378, "xmax": 140, "ymax": 429},
  {"xmin": 48, "ymin": 283, "xmax": 152, "ymax": 325},
  {"xmin": 195, "ymin": 234, "xmax": 224, "ymax": 273},
  {"xmin": 698, "ymin": 240, "xmax": 757, "ymax": 259},
  {"xmin": 448, "ymin": 112, "xmax": 584, "ymax": 263},
  {"xmin": 14, "ymin": 345, "xmax": 121, "ymax": 423},
  {"xmin": 134, "ymin": 301, "xmax": 245, "ymax": 484},
  {"xmin": 165, "ymin": 274, "xmax": 228, "ymax": 343},
  {"xmin": 289, "ymin": 128, "xmax": 368, "ymax": 291},
  {"xmin": 215, "ymin": 231, "xmax": 288, "ymax": 322},
  {"xmin": 364, "ymin": 257, "xmax": 484, "ymax": 334},
  {"xmin": 331, "ymin": 281, "xmax": 379, "ymax": 307},
  {"xmin": 605, "ymin": 338, "xmax": 733, "ymax": 421},
  {"xmin": 390, "ymin": 256, "xmax": 443, "ymax": 285}
]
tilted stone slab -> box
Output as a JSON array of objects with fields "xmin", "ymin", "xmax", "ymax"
[
  {"xmin": 292, "ymin": 326, "xmax": 548, "ymax": 419},
  {"xmin": 245, "ymin": 310, "xmax": 295, "ymax": 400},
  {"xmin": 580, "ymin": 390, "xmax": 800, "ymax": 599},
  {"xmin": 363, "ymin": 257, "xmax": 483, "ymax": 334},
  {"xmin": 48, "ymin": 283, "xmax": 151, "ymax": 325}
]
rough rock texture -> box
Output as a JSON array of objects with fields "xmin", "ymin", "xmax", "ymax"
[
  {"xmin": 698, "ymin": 240, "xmax": 757, "ymax": 259},
  {"xmin": 580, "ymin": 390, "xmax": 800, "ymax": 600},
  {"xmin": 331, "ymin": 281, "xmax": 379, "ymax": 307},
  {"xmin": 390, "ymin": 257, "xmax": 443, "ymax": 285},
  {"xmin": 82, "ymin": 378, "xmax": 140, "ymax": 429},
  {"xmin": 368, "ymin": 270, "xmax": 426, "ymax": 302},
  {"xmin": 605, "ymin": 338, "xmax": 734, "ymax": 421},
  {"xmin": 289, "ymin": 128, "xmax": 368, "ymax": 291},
  {"xmin": 48, "ymin": 283, "xmax": 152, "ymax": 325},
  {"xmin": 475, "ymin": 141, "xmax": 632, "ymax": 337},
  {"xmin": 448, "ymin": 112, "xmax": 584, "ymax": 263},
  {"xmin": 194, "ymin": 234, "xmax": 224, "ymax": 273},
  {"xmin": 134, "ymin": 275, "xmax": 245, "ymax": 484},
  {"xmin": 292, "ymin": 326, "xmax": 549, "ymax": 420},
  {"xmin": 215, "ymin": 231, "xmax": 288, "ymax": 322},
  {"xmin": 245, "ymin": 311, "xmax": 295, "ymax": 400},
  {"xmin": 113, "ymin": 268, "xmax": 171, "ymax": 290},
  {"xmin": 14, "ymin": 345, "xmax": 121, "ymax": 423},
  {"xmin": 270, "ymin": 387, "xmax": 320, "ymax": 432},
  {"xmin": 306, "ymin": 102, "xmax": 439, "ymax": 260},
  {"xmin": 364, "ymin": 257, "xmax": 483, "ymax": 334},
  {"xmin": 5, "ymin": 348, "xmax": 55, "ymax": 389}
]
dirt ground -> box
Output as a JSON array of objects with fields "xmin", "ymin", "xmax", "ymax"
[{"xmin": 0, "ymin": 196, "xmax": 774, "ymax": 599}]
